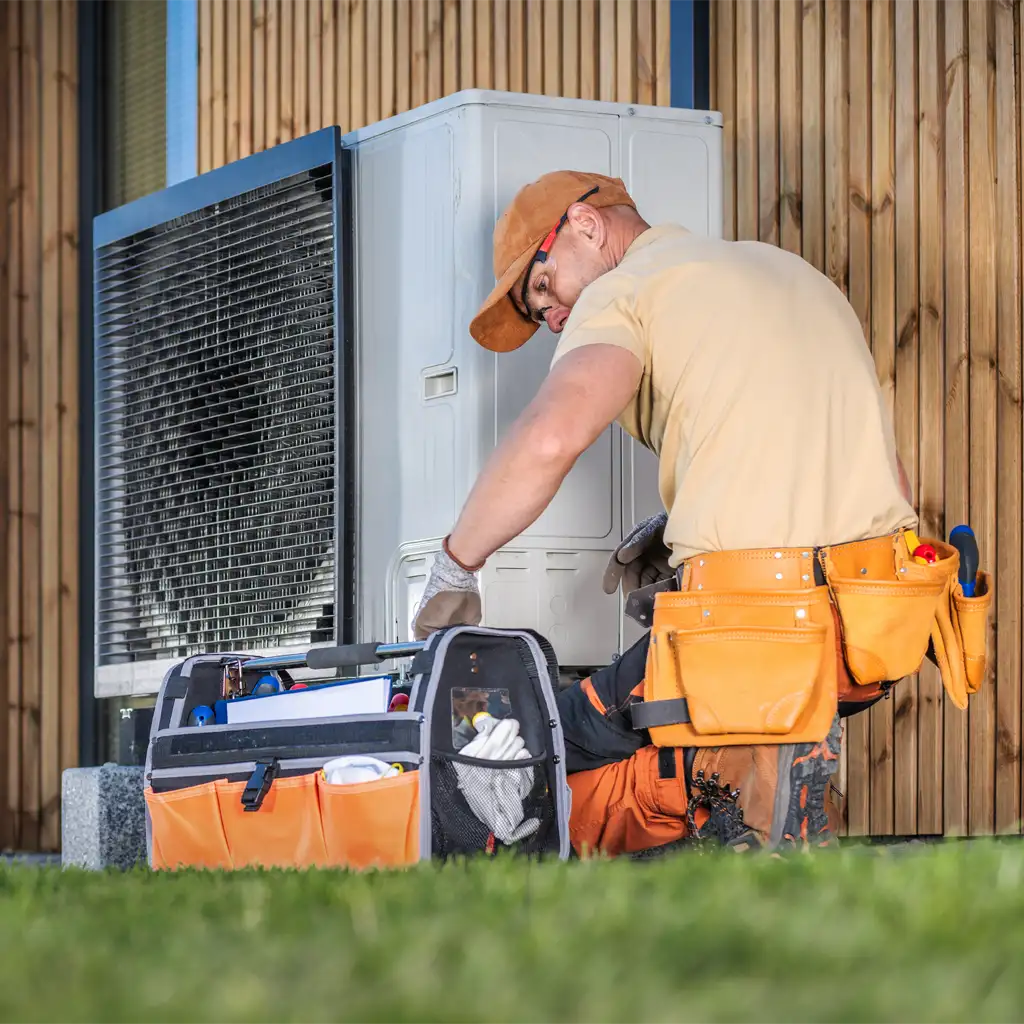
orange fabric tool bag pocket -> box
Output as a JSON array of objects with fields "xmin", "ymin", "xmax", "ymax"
[
  {"xmin": 316, "ymin": 770, "xmax": 420, "ymax": 869},
  {"xmin": 145, "ymin": 781, "xmax": 232, "ymax": 871},
  {"xmin": 643, "ymin": 587, "xmax": 837, "ymax": 748},
  {"xmin": 952, "ymin": 570, "xmax": 993, "ymax": 695},
  {"xmin": 823, "ymin": 533, "xmax": 951, "ymax": 687},
  {"xmin": 217, "ymin": 772, "xmax": 329, "ymax": 869}
]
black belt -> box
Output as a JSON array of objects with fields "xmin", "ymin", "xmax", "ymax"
[
  {"xmin": 632, "ymin": 697, "xmax": 691, "ymax": 731},
  {"xmin": 624, "ymin": 576, "xmax": 679, "ymax": 628},
  {"xmin": 625, "ymin": 576, "xmax": 690, "ymax": 732}
]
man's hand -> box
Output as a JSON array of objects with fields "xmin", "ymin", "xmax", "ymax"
[
  {"xmin": 603, "ymin": 512, "xmax": 673, "ymax": 597},
  {"xmin": 412, "ymin": 546, "xmax": 482, "ymax": 640}
]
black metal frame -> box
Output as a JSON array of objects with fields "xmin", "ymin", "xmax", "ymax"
[
  {"xmin": 693, "ymin": 0, "xmax": 711, "ymax": 110},
  {"xmin": 77, "ymin": 0, "xmax": 104, "ymax": 766},
  {"xmin": 669, "ymin": 0, "xmax": 711, "ymax": 111},
  {"xmin": 333, "ymin": 144, "xmax": 357, "ymax": 652},
  {"xmin": 92, "ymin": 127, "xmax": 346, "ymax": 245}
]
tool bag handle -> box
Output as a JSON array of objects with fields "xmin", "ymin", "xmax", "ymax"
[
  {"xmin": 306, "ymin": 642, "xmax": 425, "ymax": 670},
  {"xmin": 243, "ymin": 641, "xmax": 425, "ymax": 673}
]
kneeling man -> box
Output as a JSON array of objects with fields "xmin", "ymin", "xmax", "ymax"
[{"xmin": 413, "ymin": 171, "xmax": 917, "ymax": 855}]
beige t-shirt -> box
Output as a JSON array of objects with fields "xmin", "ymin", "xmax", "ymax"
[{"xmin": 550, "ymin": 224, "xmax": 918, "ymax": 565}]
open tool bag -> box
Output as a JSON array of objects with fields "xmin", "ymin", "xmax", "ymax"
[
  {"xmin": 142, "ymin": 626, "xmax": 572, "ymax": 870},
  {"xmin": 631, "ymin": 527, "xmax": 992, "ymax": 749}
]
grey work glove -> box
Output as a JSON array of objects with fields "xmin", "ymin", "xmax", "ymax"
[
  {"xmin": 602, "ymin": 512, "xmax": 674, "ymax": 597},
  {"xmin": 412, "ymin": 546, "xmax": 482, "ymax": 640}
]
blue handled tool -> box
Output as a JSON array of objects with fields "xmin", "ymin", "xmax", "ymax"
[
  {"xmin": 949, "ymin": 525, "xmax": 979, "ymax": 597},
  {"xmin": 188, "ymin": 705, "xmax": 215, "ymax": 727},
  {"xmin": 250, "ymin": 674, "xmax": 281, "ymax": 697}
]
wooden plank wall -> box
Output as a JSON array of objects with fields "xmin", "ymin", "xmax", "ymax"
[
  {"xmin": 711, "ymin": 0, "xmax": 1023, "ymax": 837},
  {"xmin": 197, "ymin": 0, "xmax": 672, "ymax": 173},
  {"xmin": 0, "ymin": 0, "xmax": 80, "ymax": 853}
]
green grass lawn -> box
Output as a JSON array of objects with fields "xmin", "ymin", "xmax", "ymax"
[{"xmin": 1, "ymin": 841, "xmax": 1022, "ymax": 1023}]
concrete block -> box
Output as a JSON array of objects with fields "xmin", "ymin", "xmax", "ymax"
[{"xmin": 61, "ymin": 764, "xmax": 147, "ymax": 871}]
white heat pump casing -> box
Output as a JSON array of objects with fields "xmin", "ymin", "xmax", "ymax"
[{"xmin": 349, "ymin": 90, "xmax": 723, "ymax": 668}]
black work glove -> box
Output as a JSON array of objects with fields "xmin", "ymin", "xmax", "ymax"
[{"xmin": 602, "ymin": 513, "xmax": 674, "ymax": 597}]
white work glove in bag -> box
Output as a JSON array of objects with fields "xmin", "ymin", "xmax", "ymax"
[
  {"xmin": 453, "ymin": 717, "xmax": 540, "ymax": 845},
  {"xmin": 321, "ymin": 756, "xmax": 401, "ymax": 785}
]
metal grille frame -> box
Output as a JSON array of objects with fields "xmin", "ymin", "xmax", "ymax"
[{"xmin": 92, "ymin": 129, "xmax": 354, "ymax": 694}]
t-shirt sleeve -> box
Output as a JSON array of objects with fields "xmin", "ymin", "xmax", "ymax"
[{"xmin": 549, "ymin": 273, "xmax": 647, "ymax": 370}]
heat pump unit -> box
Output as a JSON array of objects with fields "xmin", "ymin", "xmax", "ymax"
[{"xmin": 93, "ymin": 90, "xmax": 723, "ymax": 698}]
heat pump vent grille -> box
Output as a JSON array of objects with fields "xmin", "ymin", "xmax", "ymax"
[{"xmin": 95, "ymin": 163, "xmax": 338, "ymax": 666}]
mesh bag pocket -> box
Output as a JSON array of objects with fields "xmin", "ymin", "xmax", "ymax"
[{"xmin": 430, "ymin": 754, "xmax": 560, "ymax": 858}]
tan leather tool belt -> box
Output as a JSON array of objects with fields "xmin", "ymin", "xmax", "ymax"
[{"xmin": 632, "ymin": 530, "xmax": 992, "ymax": 749}]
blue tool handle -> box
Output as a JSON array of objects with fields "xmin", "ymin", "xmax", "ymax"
[
  {"xmin": 188, "ymin": 705, "xmax": 215, "ymax": 727},
  {"xmin": 250, "ymin": 675, "xmax": 281, "ymax": 697},
  {"xmin": 949, "ymin": 525, "xmax": 979, "ymax": 597}
]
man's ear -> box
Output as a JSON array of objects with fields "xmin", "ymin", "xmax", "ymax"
[{"xmin": 566, "ymin": 203, "xmax": 605, "ymax": 246}]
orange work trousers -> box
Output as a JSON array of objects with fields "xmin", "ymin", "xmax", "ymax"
[
  {"xmin": 567, "ymin": 746, "xmax": 690, "ymax": 858},
  {"xmin": 557, "ymin": 614, "xmax": 863, "ymax": 858},
  {"xmin": 566, "ymin": 743, "xmax": 845, "ymax": 857}
]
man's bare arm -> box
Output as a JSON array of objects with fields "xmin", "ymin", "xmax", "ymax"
[{"xmin": 446, "ymin": 344, "xmax": 643, "ymax": 568}]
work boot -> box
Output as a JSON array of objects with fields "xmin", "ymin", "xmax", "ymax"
[
  {"xmin": 690, "ymin": 713, "xmax": 843, "ymax": 851},
  {"xmin": 774, "ymin": 714, "xmax": 843, "ymax": 849},
  {"xmin": 685, "ymin": 767, "xmax": 762, "ymax": 852}
]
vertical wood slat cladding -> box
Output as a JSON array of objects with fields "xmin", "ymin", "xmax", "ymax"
[
  {"xmin": 0, "ymin": 0, "xmax": 80, "ymax": 851},
  {"xmin": 197, "ymin": 0, "xmax": 673, "ymax": 175},
  {"xmin": 711, "ymin": 0, "xmax": 1024, "ymax": 837}
]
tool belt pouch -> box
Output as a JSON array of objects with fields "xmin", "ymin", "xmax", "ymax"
[
  {"xmin": 821, "ymin": 532, "xmax": 991, "ymax": 708},
  {"xmin": 637, "ymin": 587, "xmax": 838, "ymax": 748},
  {"xmin": 821, "ymin": 532, "xmax": 952, "ymax": 688},
  {"xmin": 143, "ymin": 628, "xmax": 573, "ymax": 871},
  {"xmin": 928, "ymin": 566, "xmax": 993, "ymax": 709}
]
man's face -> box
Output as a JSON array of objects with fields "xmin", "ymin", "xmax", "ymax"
[
  {"xmin": 451, "ymin": 688, "xmax": 489, "ymax": 721},
  {"xmin": 511, "ymin": 204, "xmax": 608, "ymax": 335}
]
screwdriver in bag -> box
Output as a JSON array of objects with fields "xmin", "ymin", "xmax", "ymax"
[{"xmin": 949, "ymin": 525, "xmax": 979, "ymax": 598}]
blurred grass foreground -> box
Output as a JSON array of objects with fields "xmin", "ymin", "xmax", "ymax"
[{"xmin": 1, "ymin": 841, "xmax": 1022, "ymax": 1023}]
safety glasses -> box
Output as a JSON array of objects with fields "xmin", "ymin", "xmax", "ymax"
[{"xmin": 516, "ymin": 186, "xmax": 600, "ymax": 325}]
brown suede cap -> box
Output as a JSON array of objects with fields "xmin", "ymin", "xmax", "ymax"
[{"xmin": 469, "ymin": 170, "xmax": 637, "ymax": 353}]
